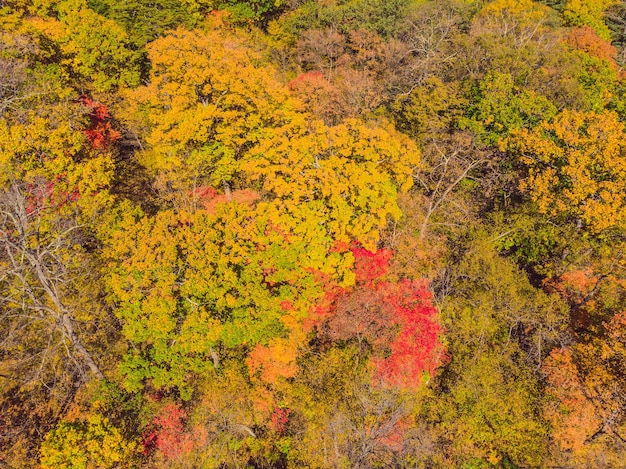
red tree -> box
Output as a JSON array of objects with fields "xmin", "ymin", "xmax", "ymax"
[
  {"xmin": 78, "ymin": 95, "xmax": 120, "ymax": 149},
  {"xmin": 313, "ymin": 247, "xmax": 445, "ymax": 389},
  {"xmin": 142, "ymin": 403, "xmax": 193, "ymax": 460}
]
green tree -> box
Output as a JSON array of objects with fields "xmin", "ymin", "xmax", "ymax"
[
  {"xmin": 87, "ymin": 0, "xmax": 194, "ymax": 48},
  {"xmin": 425, "ymin": 240, "xmax": 567, "ymax": 466},
  {"xmin": 562, "ymin": 0, "xmax": 619, "ymax": 41},
  {"xmin": 15, "ymin": 0, "xmax": 142, "ymax": 91},
  {"xmin": 459, "ymin": 71, "xmax": 557, "ymax": 145}
]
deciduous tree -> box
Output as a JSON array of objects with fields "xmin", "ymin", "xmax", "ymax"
[{"xmin": 507, "ymin": 109, "xmax": 626, "ymax": 233}]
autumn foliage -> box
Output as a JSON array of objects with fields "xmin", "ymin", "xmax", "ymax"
[
  {"xmin": 142, "ymin": 403, "xmax": 193, "ymax": 460},
  {"xmin": 3, "ymin": 0, "xmax": 626, "ymax": 466},
  {"xmin": 79, "ymin": 95, "xmax": 121, "ymax": 149},
  {"xmin": 566, "ymin": 26, "xmax": 619, "ymax": 69},
  {"xmin": 314, "ymin": 247, "xmax": 445, "ymax": 389}
]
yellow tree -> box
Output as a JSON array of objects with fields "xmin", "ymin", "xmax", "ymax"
[
  {"xmin": 244, "ymin": 118, "xmax": 417, "ymax": 249},
  {"xmin": 6, "ymin": 0, "xmax": 141, "ymax": 92},
  {"xmin": 507, "ymin": 109, "xmax": 626, "ymax": 233},
  {"xmin": 471, "ymin": 0, "xmax": 557, "ymax": 49},
  {"xmin": 125, "ymin": 19, "xmax": 300, "ymax": 200},
  {"xmin": 123, "ymin": 18, "xmax": 419, "ymax": 249},
  {"xmin": 40, "ymin": 415, "xmax": 137, "ymax": 469}
]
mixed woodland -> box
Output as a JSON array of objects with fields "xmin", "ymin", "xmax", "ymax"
[{"xmin": 1, "ymin": 0, "xmax": 626, "ymax": 466}]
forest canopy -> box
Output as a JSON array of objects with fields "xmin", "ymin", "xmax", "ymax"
[{"xmin": 1, "ymin": 0, "xmax": 626, "ymax": 467}]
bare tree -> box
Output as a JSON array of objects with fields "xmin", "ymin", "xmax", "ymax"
[
  {"xmin": 413, "ymin": 132, "xmax": 486, "ymax": 241},
  {"xmin": 0, "ymin": 179, "xmax": 104, "ymax": 382}
]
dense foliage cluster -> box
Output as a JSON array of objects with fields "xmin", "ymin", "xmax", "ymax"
[{"xmin": 1, "ymin": 0, "xmax": 626, "ymax": 467}]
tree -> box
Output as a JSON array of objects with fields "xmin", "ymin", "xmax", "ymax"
[
  {"xmin": 0, "ymin": 93, "xmax": 116, "ymax": 378},
  {"xmin": 244, "ymin": 118, "xmax": 418, "ymax": 249},
  {"xmin": 277, "ymin": 0, "xmax": 415, "ymax": 39},
  {"xmin": 562, "ymin": 0, "xmax": 619, "ymax": 41},
  {"xmin": 605, "ymin": 1, "xmax": 626, "ymax": 65},
  {"xmin": 559, "ymin": 25, "xmax": 622, "ymax": 112},
  {"xmin": 451, "ymin": 0, "xmax": 592, "ymax": 113},
  {"xmin": 507, "ymin": 109, "xmax": 626, "ymax": 233},
  {"xmin": 462, "ymin": 0, "xmax": 560, "ymax": 82},
  {"xmin": 287, "ymin": 71, "xmax": 347, "ymax": 125},
  {"xmin": 459, "ymin": 71, "xmax": 557, "ymax": 146},
  {"xmin": 543, "ymin": 313, "xmax": 626, "ymax": 466},
  {"xmin": 0, "ymin": 181, "xmax": 104, "ymax": 380},
  {"xmin": 423, "ymin": 239, "xmax": 567, "ymax": 466},
  {"xmin": 125, "ymin": 21, "xmax": 419, "ymax": 248},
  {"xmin": 471, "ymin": 0, "xmax": 558, "ymax": 49},
  {"xmin": 566, "ymin": 25, "xmax": 619, "ymax": 67},
  {"xmin": 18, "ymin": 0, "xmax": 142, "ymax": 92},
  {"xmin": 176, "ymin": 0, "xmax": 285, "ymax": 24},
  {"xmin": 168, "ymin": 364, "xmax": 275, "ymax": 467},
  {"xmin": 284, "ymin": 346, "xmax": 423, "ymax": 468},
  {"xmin": 88, "ymin": 0, "xmax": 194, "ymax": 49},
  {"xmin": 409, "ymin": 132, "xmax": 488, "ymax": 241},
  {"xmin": 105, "ymin": 199, "xmax": 353, "ymax": 398},
  {"xmin": 124, "ymin": 20, "xmax": 301, "ymax": 203},
  {"xmin": 312, "ymin": 246, "xmax": 446, "ymax": 390},
  {"xmin": 40, "ymin": 414, "xmax": 136, "ymax": 469}
]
